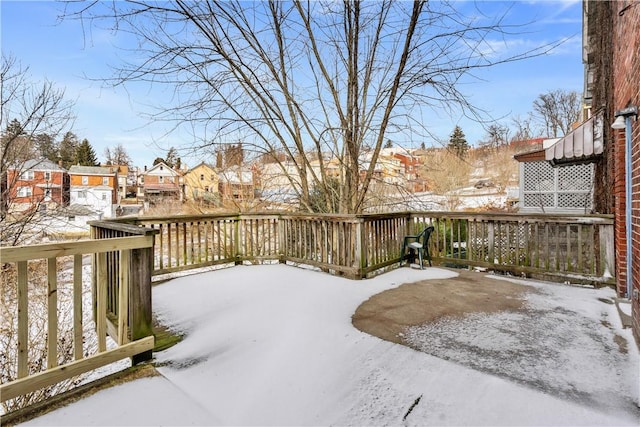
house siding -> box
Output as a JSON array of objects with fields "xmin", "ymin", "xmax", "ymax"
[{"xmin": 6, "ymin": 163, "xmax": 69, "ymax": 213}]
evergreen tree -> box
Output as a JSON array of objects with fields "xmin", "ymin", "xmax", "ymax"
[
  {"xmin": 75, "ymin": 138, "xmax": 99, "ymax": 166},
  {"xmin": 448, "ymin": 125, "xmax": 469, "ymax": 159},
  {"xmin": 34, "ymin": 133, "xmax": 58, "ymax": 162},
  {"xmin": 59, "ymin": 131, "xmax": 79, "ymax": 168}
]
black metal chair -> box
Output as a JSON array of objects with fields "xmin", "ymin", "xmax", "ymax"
[{"xmin": 401, "ymin": 225, "xmax": 434, "ymax": 269}]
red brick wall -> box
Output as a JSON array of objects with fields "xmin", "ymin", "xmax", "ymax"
[
  {"xmin": 610, "ymin": 0, "xmax": 640, "ymax": 343},
  {"xmin": 6, "ymin": 169, "xmax": 67, "ymax": 210}
]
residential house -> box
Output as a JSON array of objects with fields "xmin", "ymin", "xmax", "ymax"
[
  {"xmin": 583, "ymin": 0, "xmax": 640, "ymax": 341},
  {"xmin": 183, "ymin": 162, "xmax": 219, "ymax": 206},
  {"xmin": 112, "ymin": 165, "xmax": 137, "ymax": 200},
  {"xmin": 393, "ymin": 152, "xmax": 427, "ymax": 193},
  {"xmin": 360, "ymin": 148, "xmax": 404, "ymax": 186},
  {"xmin": 6, "ymin": 158, "xmax": 69, "ymax": 214},
  {"xmin": 255, "ymin": 161, "xmax": 301, "ymax": 207},
  {"xmin": 218, "ymin": 167, "xmax": 255, "ymax": 202},
  {"xmin": 138, "ymin": 161, "xmax": 183, "ymax": 205},
  {"xmin": 68, "ymin": 165, "xmax": 119, "ymax": 218}
]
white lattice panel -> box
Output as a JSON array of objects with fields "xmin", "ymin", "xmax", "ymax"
[
  {"xmin": 558, "ymin": 164, "xmax": 593, "ymax": 191},
  {"xmin": 523, "ymin": 162, "xmax": 554, "ymax": 191},
  {"xmin": 521, "ymin": 161, "xmax": 594, "ymax": 212}
]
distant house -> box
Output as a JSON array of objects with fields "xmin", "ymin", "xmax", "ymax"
[
  {"xmin": 111, "ymin": 165, "xmax": 135, "ymax": 200},
  {"xmin": 218, "ymin": 167, "xmax": 255, "ymax": 202},
  {"xmin": 138, "ymin": 161, "xmax": 183, "ymax": 205},
  {"xmin": 183, "ymin": 162, "xmax": 219, "ymax": 206},
  {"xmin": 68, "ymin": 165, "xmax": 119, "ymax": 218},
  {"xmin": 6, "ymin": 158, "xmax": 69, "ymax": 214}
]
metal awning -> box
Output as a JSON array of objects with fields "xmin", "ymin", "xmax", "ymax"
[{"xmin": 545, "ymin": 110, "xmax": 604, "ymax": 166}]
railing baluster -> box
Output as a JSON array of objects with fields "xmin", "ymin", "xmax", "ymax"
[
  {"xmin": 73, "ymin": 254, "xmax": 83, "ymax": 361},
  {"xmin": 96, "ymin": 252, "xmax": 107, "ymax": 353},
  {"xmin": 17, "ymin": 261, "xmax": 28, "ymax": 379},
  {"xmin": 47, "ymin": 257, "xmax": 58, "ymax": 369}
]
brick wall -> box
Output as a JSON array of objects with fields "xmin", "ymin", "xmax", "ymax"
[{"xmin": 609, "ymin": 0, "xmax": 640, "ymax": 344}]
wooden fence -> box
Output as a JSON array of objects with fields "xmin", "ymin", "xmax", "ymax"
[
  {"xmin": 105, "ymin": 211, "xmax": 614, "ymax": 285},
  {"xmin": 0, "ymin": 227, "xmax": 156, "ymax": 404}
]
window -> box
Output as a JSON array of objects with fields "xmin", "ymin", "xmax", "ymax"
[
  {"xmin": 103, "ymin": 177, "xmax": 109, "ymax": 186},
  {"xmin": 168, "ymin": 176, "xmax": 174, "ymax": 183},
  {"xmin": 20, "ymin": 171, "xmax": 34, "ymax": 180},
  {"xmin": 102, "ymin": 193, "xmax": 107, "ymax": 201},
  {"xmin": 200, "ymin": 174, "xmax": 205, "ymax": 181},
  {"xmin": 78, "ymin": 190, "xmax": 87, "ymax": 199},
  {"xmin": 17, "ymin": 186, "xmax": 33, "ymax": 197},
  {"xmin": 82, "ymin": 176, "xmax": 88, "ymax": 185},
  {"xmin": 159, "ymin": 176, "xmax": 164, "ymax": 184},
  {"xmin": 44, "ymin": 171, "xmax": 51, "ymax": 181},
  {"xmin": 44, "ymin": 189, "xmax": 51, "ymax": 200}
]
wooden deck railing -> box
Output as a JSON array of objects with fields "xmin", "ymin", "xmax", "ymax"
[
  {"xmin": 409, "ymin": 212, "xmax": 615, "ymax": 284},
  {"xmin": 0, "ymin": 229, "xmax": 156, "ymax": 405},
  {"xmin": 1, "ymin": 210, "xmax": 615, "ymax": 409},
  {"xmin": 104, "ymin": 211, "xmax": 614, "ymax": 285}
]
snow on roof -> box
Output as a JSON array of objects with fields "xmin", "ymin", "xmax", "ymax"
[
  {"xmin": 21, "ymin": 158, "xmax": 66, "ymax": 171},
  {"xmin": 68, "ymin": 165, "xmax": 117, "ymax": 175}
]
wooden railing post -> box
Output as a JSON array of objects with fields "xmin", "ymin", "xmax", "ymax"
[
  {"xmin": 278, "ymin": 214, "xmax": 285, "ymax": 264},
  {"xmin": 355, "ymin": 217, "xmax": 366, "ymax": 279},
  {"xmin": 234, "ymin": 216, "xmax": 242, "ymax": 265},
  {"xmin": 487, "ymin": 221, "xmax": 495, "ymax": 264},
  {"xmin": 129, "ymin": 228, "xmax": 157, "ymax": 365}
]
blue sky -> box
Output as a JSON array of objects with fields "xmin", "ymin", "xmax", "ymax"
[{"xmin": 1, "ymin": 1, "xmax": 584, "ymax": 168}]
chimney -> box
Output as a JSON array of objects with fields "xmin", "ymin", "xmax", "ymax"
[{"xmin": 144, "ymin": 165, "xmax": 147, "ymax": 172}]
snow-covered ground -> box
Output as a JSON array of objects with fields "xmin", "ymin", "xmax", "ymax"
[{"xmin": 21, "ymin": 265, "xmax": 639, "ymax": 426}]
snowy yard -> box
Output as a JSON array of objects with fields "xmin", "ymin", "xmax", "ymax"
[{"xmin": 22, "ymin": 264, "xmax": 639, "ymax": 426}]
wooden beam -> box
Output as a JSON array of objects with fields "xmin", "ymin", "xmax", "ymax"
[
  {"xmin": 0, "ymin": 337, "xmax": 155, "ymax": 402},
  {"xmin": 1, "ymin": 236, "xmax": 153, "ymax": 263}
]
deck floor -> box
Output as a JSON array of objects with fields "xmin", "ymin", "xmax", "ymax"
[{"xmin": 19, "ymin": 265, "xmax": 640, "ymax": 426}]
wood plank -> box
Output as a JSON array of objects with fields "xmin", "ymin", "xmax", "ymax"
[
  {"xmin": 96, "ymin": 252, "xmax": 107, "ymax": 353},
  {"xmin": 73, "ymin": 254, "xmax": 83, "ymax": 360},
  {"xmin": 1, "ymin": 236, "xmax": 153, "ymax": 263},
  {"xmin": 17, "ymin": 261, "xmax": 28, "ymax": 379},
  {"xmin": 0, "ymin": 336, "xmax": 155, "ymax": 402},
  {"xmin": 118, "ymin": 250, "xmax": 130, "ymax": 345},
  {"xmin": 47, "ymin": 257, "xmax": 58, "ymax": 369}
]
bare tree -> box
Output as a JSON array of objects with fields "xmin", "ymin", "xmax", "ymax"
[
  {"xmin": 66, "ymin": 1, "xmax": 561, "ymax": 213},
  {"xmin": 532, "ymin": 89, "xmax": 582, "ymax": 138},
  {"xmin": 1, "ymin": 54, "xmax": 74, "ymax": 245},
  {"xmin": 103, "ymin": 143, "xmax": 132, "ymax": 166},
  {"xmin": 479, "ymin": 123, "xmax": 511, "ymax": 151},
  {"xmin": 510, "ymin": 114, "xmax": 535, "ymax": 143},
  {"xmin": 424, "ymin": 149, "xmax": 472, "ymax": 210}
]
